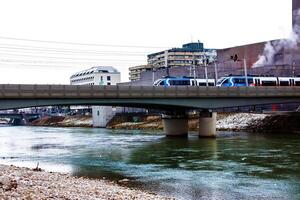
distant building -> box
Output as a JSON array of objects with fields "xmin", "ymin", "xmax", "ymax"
[
  {"xmin": 127, "ymin": 42, "xmax": 216, "ymax": 83},
  {"xmin": 129, "ymin": 64, "xmax": 152, "ymax": 81},
  {"xmin": 70, "ymin": 66, "xmax": 120, "ymax": 86},
  {"xmin": 147, "ymin": 42, "xmax": 216, "ymax": 70},
  {"xmin": 70, "ymin": 66, "xmax": 121, "ymax": 127}
]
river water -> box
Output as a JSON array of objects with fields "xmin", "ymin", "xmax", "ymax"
[{"xmin": 0, "ymin": 126, "xmax": 299, "ymax": 200}]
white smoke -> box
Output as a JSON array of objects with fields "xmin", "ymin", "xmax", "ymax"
[{"xmin": 253, "ymin": 9, "xmax": 300, "ymax": 67}]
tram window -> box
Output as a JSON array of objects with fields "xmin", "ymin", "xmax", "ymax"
[
  {"xmin": 169, "ymin": 80, "xmax": 190, "ymax": 85},
  {"xmin": 208, "ymin": 83, "xmax": 215, "ymax": 86},
  {"xmin": 261, "ymin": 81, "xmax": 277, "ymax": 86},
  {"xmin": 233, "ymin": 78, "xmax": 253, "ymax": 84},
  {"xmin": 233, "ymin": 78, "xmax": 245, "ymax": 83},
  {"xmin": 295, "ymin": 81, "xmax": 300, "ymax": 86},
  {"xmin": 279, "ymin": 81, "xmax": 289, "ymax": 86},
  {"xmin": 159, "ymin": 81, "xmax": 165, "ymax": 86},
  {"xmin": 198, "ymin": 83, "xmax": 206, "ymax": 86},
  {"xmin": 222, "ymin": 79, "xmax": 229, "ymax": 84}
]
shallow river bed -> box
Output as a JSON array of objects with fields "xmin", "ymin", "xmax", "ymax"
[{"xmin": 0, "ymin": 126, "xmax": 299, "ymax": 200}]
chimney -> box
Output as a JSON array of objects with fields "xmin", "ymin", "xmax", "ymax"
[{"xmin": 293, "ymin": 0, "xmax": 300, "ymax": 28}]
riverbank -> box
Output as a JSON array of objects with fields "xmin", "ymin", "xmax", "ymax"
[
  {"xmin": 31, "ymin": 115, "xmax": 92, "ymax": 127},
  {"xmin": 29, "ymin": 112, "xmax": 300, "ymax": 133},
  {"xmin": 0, "ymin": 164, "xmax": 172, "ymax": 200},
  {"xmin": 106, "ymin": 113, "xmax": 270, "ymax": 132}
]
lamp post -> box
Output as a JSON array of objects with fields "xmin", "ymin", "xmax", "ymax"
[
  {"xmin": 193, "ymin": 55, "xmax": 196, "ymax": 86},
  {"xmin": 164, "ymin": 51, "xmax": 169, "ymax": 76},
  {"xmin": 201, "ymin": 55, "xmax": 209, "ymax": 87},
  {"xmin": 292, "ymin": 61, "xmax": 296, "ymax": 77},
  {"xmin": 214, "ymin": 61, "xmax": 218, "ymax": 85},
  {"xmin": 243, "ymin": 58, "xmax": 248, "ymax": 86},
  {"xmin": 152, "ymin": 66, "xmax": 156, "ymax": 84}
]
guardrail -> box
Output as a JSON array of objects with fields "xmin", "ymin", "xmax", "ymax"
[{"xmin": 0, "ymin": 84, "xmax": 299, "ymax": 99}]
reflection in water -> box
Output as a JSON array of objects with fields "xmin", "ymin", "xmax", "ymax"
[
  {"xmin": 0, "ymin": 126, "xmax": 299, "ymax": 200},
  {"xmin": 129, "ymin": 137, "xmax": 218, "ymax": 168}
]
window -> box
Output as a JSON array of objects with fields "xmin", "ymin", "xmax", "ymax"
[
  {"xmin": 261, "ymin": 81, "xmax": 277, "ymax": 86},
  {"xmin": 232, "ymin": 78, "xmax": 253, "ymax": 84},
  {"xmin": 100, "ymin": 76, "xmax": 103, "ymax": 81},
  {"xmin": 222, "ymin": 79, "xmax": 229, "ymax": 84},
  {"xmin": 107, "ymin": 82, "xmax": 111, "ymax": 85},
  {"xmin": 169, "ymin": 80, "xmax": 190, "ymax": 85},
  {"xmin": 107, "ymin": 76, "xmax": 111, "ymax": 81}
]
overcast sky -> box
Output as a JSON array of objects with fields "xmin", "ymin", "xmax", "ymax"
[{"xmin": 0, "ymin": 0, "xmax": 292, "ymax": 84}]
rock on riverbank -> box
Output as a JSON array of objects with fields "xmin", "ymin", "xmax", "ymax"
[
  {"xmin": 31, "ymin": 116, "xmax": 92, "ymax": 127},
  {"xmin": 0, "ymin": 164, "xmax": 172, "ymax": 200},
  {"xmin": 31, "ymin": 113, "xmax": 300, "ymax": 133},
  {"xmin": 107, "ymin": 113, "xmax": 270, "ymax": 132}
]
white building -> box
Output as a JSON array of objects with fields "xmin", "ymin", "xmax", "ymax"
[
  {"xmin": 70, "ymin": 66, "xmax": 121, "ymax": 127},
  {"xmin": 70, "ymin": 66, "xmax": 121, "ymax": 86}
]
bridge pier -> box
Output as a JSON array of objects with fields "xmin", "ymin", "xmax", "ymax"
[
  {"xmin": 92, "ymin": 106, "xmax": 116, "ymax": 127},
  {"xmin": 198, "ymin": 111, "xmax": 217, "ymax": 138},
  {"xmin": 162, "ymin": 112, "xmax": 188, "ymax": 137}
]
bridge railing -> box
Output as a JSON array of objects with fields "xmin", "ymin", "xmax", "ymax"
[{"xmin": 0, "ymin": 84, "xmax": 299, "ymax": 99}]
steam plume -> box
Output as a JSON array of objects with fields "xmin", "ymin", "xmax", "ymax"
[{"xmin": 253, "ymin": 9, "xmax": 300, "ymax": 67}]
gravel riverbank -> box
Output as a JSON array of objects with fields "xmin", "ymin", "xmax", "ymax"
[
  {"xmin": 0, "ymin": 164, "xmax": 173, "ymax": 200},
  {"xmin": 28, "ymin": 112, "xmax": 300, "ymax": 133}
]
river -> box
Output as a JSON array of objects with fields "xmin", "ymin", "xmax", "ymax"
[{"xmin": 0, "ymin": 126, "xmax": 299, "ymax": 200}]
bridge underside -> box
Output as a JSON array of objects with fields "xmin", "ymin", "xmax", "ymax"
[{"xmin": 0, "ymin": 97, "xmax": 299, "ymax": 110}]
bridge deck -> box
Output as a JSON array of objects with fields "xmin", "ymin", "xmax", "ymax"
[
  {"xmin": 0, "ymin": 84, "xmax": 299, "ymax": 99},
  {"xmin": 0, "ymin": 85, "xmax": 299, "ymax": 110}
]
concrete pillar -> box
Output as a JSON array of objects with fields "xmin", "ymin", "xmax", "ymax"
[
  {"xmin": 198, "ymin": 112, "xmax": 217, "ymax": 138},
  {"xmin": 92, "ymin": 106, "xmax": 115, "ymax": 127},
  {"xmin": 162, "ymin": 114, "xmax": 188, "ymax": 137}
]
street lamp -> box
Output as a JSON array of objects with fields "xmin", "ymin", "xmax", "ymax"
[
  {"xmin": 214, "ymin": 61, "xmax": 218, "ymax": 85},
  {"xmin": 164, "ymin": 51, "xmax": 169, "ymax": 76},
  {"xmin": 243, "ymin": 58, "xmax": 248, "ymax": 86},
  {"xmin": 200, "ymin": 55, "xmax": 209, "ymax": 86},
  {"xmin": 152, "ymin": 66, "xmax": 156, "ymax": 84}
]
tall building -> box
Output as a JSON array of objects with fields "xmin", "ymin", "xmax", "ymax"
[
  {"xmin": 147, "ymin": 42, "xmax": 216, "ymax": 70},
  {"xmin": 70, "ymin": 66, "xmax": 121, "ymax": 127},
  {"xmin": 128, "ymin": 42, "xmax": 216, "ymax": 82}
]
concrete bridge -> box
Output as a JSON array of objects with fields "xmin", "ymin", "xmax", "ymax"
[{"xmin": 0, "ymin": 84, "xmax": 300, "ymax": 137}]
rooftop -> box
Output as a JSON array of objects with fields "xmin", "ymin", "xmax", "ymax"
[{"xmin": 70, "ymin": 66, "xmax": 119, "ymax": 78}]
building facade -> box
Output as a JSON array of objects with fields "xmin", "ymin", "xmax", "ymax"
[
  {"xmin": 128, "ymin": 42, "xmax": 216, "ymax": 82},
  {"xmin": 129, "ymin": 64, "xmax": 152, "ymax": 81},
  {"xmin": 70, "ymin": 66, "xmax": 121, "ymax": 127},
  {"xmin": 147, "ymin": 42, "xmax": 216, "ymax": 70},
  {"xmin": 70, "ymin": 66, "xmax": 120, "ymax": 86}
]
